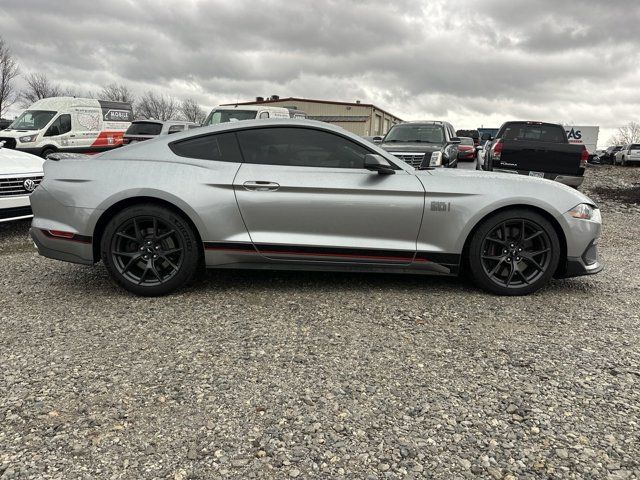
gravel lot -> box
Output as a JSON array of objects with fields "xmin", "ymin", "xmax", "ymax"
[{"xmin": 1, "ymin": 166, "xmax": 639, "ymax": 479}]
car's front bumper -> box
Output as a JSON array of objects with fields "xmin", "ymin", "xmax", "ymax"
[
  {"xmin": 0, "ymin": 195, "xmax": 33, "ymax": 223},
  {"xmin": 558, "ymin": 242, "xmax": 603, "ymax": 278},
  {"xmin": 557, "ymin": 210, "xmax": 603, "ymax": 279}
]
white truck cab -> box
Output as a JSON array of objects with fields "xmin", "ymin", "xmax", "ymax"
[
  {"xmin": 0, "ymin": 97, "xmax": 133, "ymax": 158},
  {"xmin": 203, "ymin": 105, "xmax": 293, "ymax": 126}
]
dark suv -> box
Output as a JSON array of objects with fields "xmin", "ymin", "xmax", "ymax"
[{"xmin": 379, "ymin": 121, "xmax": 460, "ymax": 169}]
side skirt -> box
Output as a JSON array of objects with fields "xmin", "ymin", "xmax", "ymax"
[{"xmin": 204, "ymin": 241, "xmax": 460, "ymax": 275}]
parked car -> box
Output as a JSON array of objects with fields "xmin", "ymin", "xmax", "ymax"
[
  {"xmin": 122, "ymin": 120, "xmax": 200, "ymax": 145},
  {"xmin": 482, "ymin": 121, "xmax": 588, "ymax": 188},
  {"xmin": 457, "ymin": 137, "xmax": 476, "ymax": 161},
  {"xmin": 601, "ymin": 145, "xmax": 623, "ymax": 164},
  {"xmin": 0, "ymin": 144, "xmax": 44, "ymax": 223},
  {"xmin": 203, "ymin": 105, "xmax": 293, "ymax": 125},
  {"xmin": 379, "ymin": 121, "xmax": 460, "ymax": 168},
  {"xmin": 456, "ymin": 130, "xmax": 480, "ymax": 146},
  {"xmin": 362, "ymin": 135, "xmax": 383, "ymax": 144},
  {"xmin": 29, "ymin": 119, "xmax": 602, "ymax": 297},
  {"xmin": 613, "ymin": 144, "xmax": 640, "ymax": 166},
  {"xmin": 0, "ymin": 97, "xmax": 132, "ymax": 158}
]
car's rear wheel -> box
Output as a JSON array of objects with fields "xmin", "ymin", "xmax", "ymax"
[
  {"xmin": 468, "ymin": 209, "xmax": 560, "ymax": 295},
  {"xmin": 101, "ymin": 204, "xmax": 200, "ymax": 296}
]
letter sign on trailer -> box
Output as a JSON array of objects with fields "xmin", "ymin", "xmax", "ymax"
[{"xmin": 563, "ymin": 125, "xmax": 599, "ymax": 154}]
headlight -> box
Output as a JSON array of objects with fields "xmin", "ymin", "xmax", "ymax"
[
  {"xmin": 19, "ymin": 135, "xmax": 37, "ymax": 143},
  {"xmin": 567, "ymin": 203, "xmax": 595, "ymax": 220},
  {"xmin": 428, "ymin": 151, "xmax": 442, "ymax": 167}
]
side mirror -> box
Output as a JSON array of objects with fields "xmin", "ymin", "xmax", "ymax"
[
  {"xmin": 372, "ymin": 136, "xmax": 383, "ymax": 144},
  {"xmin": 364, "ymin": 154, "xmax": 395, "ymax": 174},
  {"xmin": 449, "ymin": 137, "xmax": 461, "ymax": 145}
]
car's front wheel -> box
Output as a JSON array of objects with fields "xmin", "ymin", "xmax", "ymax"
[
  {"xmin": 467, "ymin": 209, "xmax": 560, "ymax": 295},
  {"xmin": 101, "ymin": 204, "xmax": 200, "ymax": 296}
]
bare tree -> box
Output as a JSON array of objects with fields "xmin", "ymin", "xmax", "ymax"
[
  {"xmin": 137, "ymin": 91, "xmax": 179, "ymax": 121},
  {"xmin": 608, "ymin": 121, "xmax": 640, "ymax": 146},
  {"xmin": 180, "ymin": 97, "xmax": 206, "ymax": 123},
  {"xmin": 100, "ymin": 83, "xmax": 135, "ymax": 104},
  {"xmin": 20, "ymin": 73, "xmax": 64, "ymax": 106},
  {"xmin": 0, "ymin": 37, "xmax": 19, "ymax": 118}
]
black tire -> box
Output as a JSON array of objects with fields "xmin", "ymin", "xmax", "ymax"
[
  {"xmin": 41, "ymin": 147, "xmax": 56, "ymax": 159},
  {"xmin": 467, "ymin": 209, "xmax": 561, "ymax": 295},
  {"xmin": 101, "ymin": 204, "xmax": 201, "ymax": 296}
]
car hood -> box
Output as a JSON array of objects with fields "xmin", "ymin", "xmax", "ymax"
[
  {"xmin": 380, "ymin": 143, "xmax": 443, "ymax": 154},
  {"xmin": 0, "ymin": 148, "xmax": 45, "ymax": 175}
]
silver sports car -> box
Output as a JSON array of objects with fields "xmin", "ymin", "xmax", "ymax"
[{"xmin": 29, "ymin": 119, "xmax": 603, "ymax": 296}]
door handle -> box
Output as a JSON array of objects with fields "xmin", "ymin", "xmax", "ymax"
[{"xmin": 243, "ymin": 181, "xmax": 280, "ymax": 191}]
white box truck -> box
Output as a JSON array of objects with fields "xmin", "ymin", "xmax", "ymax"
[{"xmin": 0, "ymin": 97, "xmax": 133, "ymax": 158}]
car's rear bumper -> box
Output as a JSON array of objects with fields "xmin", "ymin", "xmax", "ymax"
[
  {"xmin": 554, "ymin": 174, "xmax": 584, "ymax": 187},
  {"xmin": 28, "ymin": 185, "xmax": 97, "ymax": 265},
  {"xmin": 30, "ymin": 227, "xmax": 94, "ymax": 265}
]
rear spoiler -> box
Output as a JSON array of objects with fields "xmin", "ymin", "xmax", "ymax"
[{"xmin": 46, "ymin": 152, "xmax": 92, "ymax": 161}]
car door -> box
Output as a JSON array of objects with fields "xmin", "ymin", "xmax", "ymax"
[
  {"xmin": 233, "ymin": 126, "xmax": 425, "ymax": 265},
  {"xmin": 43, "ymin": 114, "xmax": 75, "ymax": 150}
]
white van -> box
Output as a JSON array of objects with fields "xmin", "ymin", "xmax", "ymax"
[
  {"xmin": 0, "ymin": 97, "xmax": 133, "ymax": 158},
  {"xmin": 203, "ymin": 105, "xmax": 294, "ymax": 126}
]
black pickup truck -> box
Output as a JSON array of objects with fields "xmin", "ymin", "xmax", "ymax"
[{"xmin": 482, "ymin": 121, "xmax": 588, "ymax": 188}]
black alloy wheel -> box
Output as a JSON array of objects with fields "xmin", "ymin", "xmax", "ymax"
[
  {"xmin": 468, "ymin": 209, "xmax": 560, "ymax": 295},
  {"xmin": 480, "ymin": 219, "xmax": 551, "ymax": 288},
  {"xmin": 111, "ymin": 216, "xmax": 184, "ymax": 286},
  {"xmin": 101, "ymin": 204, "xmax": 200, "ymax": 296}
]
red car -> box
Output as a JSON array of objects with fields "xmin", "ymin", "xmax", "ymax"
[{"xmin": 457, "ymin": 137, "xmax": 476, "ymax": 161}]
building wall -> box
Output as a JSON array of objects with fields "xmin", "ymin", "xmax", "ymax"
[{"xmin": 228, "ymin": 99, "xmax": 401, "ymax": 137}]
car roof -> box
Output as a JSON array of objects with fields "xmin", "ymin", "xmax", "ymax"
[{"xmin": 99, "ymin": 118, "xmax": 415, "ymax": 172}]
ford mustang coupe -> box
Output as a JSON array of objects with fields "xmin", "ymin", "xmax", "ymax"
[{"xmin": 29, "ymin": 120, "xmax": 602, "ymax": 296}]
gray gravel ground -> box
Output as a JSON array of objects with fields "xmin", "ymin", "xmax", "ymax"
[{"xmin": 1, "ymin": 166, "xmax": 639, "ymax": 479}]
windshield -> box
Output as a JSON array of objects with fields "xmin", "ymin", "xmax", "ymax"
[
  {"xmin": 384, "ymin": 124, "xmax": 445, "ymax": 144},
  {"xmin": 460, "ymin": 137, "xmax": 474, "ymax": 146},
  {"xmin": 204, "ymin": 110, "xmax": 258, "ymax": 125},
  {"xmin": 125, "ymin": 121, "xmax": 162, "ymax": 136},
  {"xmin": 9, "ymin": 110, "xmax": 57, "ymax": 131}
]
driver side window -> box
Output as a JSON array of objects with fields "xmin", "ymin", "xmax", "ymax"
[
  {"xmin": 45, "ymin": 114, "xmax": 71, "ymax": 137},
  {"xmin": 236, "ymin": 127, "xmax": 373, "ymax": 169}
]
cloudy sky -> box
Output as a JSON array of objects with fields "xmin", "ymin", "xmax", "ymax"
[{"xmin": 1, "ymin": 0, "xmax": 638, "ymax": 145}]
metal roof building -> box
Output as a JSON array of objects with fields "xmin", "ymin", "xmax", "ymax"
[{"xmin": 221, "ymin": 96, "xmax": 403, "ymax": 137}]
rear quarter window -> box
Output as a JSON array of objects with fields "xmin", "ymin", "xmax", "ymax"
[{"xmin": 169, "ymin": 132, "xmax": 243, "ymax": 162}]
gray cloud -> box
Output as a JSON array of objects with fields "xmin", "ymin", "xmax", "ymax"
[{"xmin": 0, "ymin": 0, "xmax": 638, "ymax": 143}]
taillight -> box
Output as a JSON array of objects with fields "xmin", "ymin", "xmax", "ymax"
[
  {"xmin": 48, "ymin": 230, "xmax": 75, "ymax": 239},
  {"xmin": 491, "ymin": 140, "xmax": 503, "ymax": 161},
  {"xmin": 580, "ymin": 146, "xmax": 589, "ymax": 167}
]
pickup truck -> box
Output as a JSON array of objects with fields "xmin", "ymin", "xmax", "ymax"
[{"xmin": 482, "ymin": 121, "xmax": 588, "ymax": 188}]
